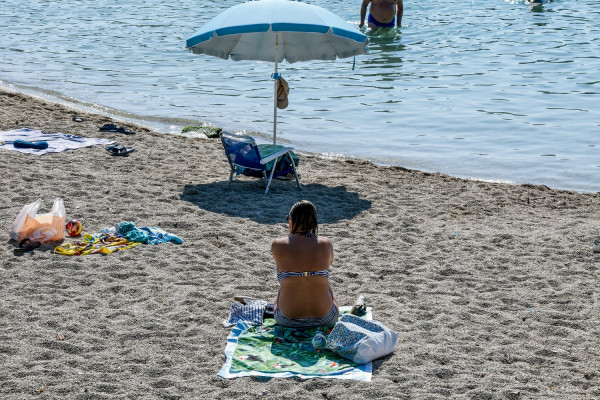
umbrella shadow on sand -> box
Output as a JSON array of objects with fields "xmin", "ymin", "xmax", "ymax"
[{"xmin": 180, "ymin": 182, "xmax": 371, "ymax": 225}]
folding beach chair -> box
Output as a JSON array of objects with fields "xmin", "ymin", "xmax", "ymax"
[{"xmin": 220, "ymin": 132, "xmax": 301, "ymax": 194}]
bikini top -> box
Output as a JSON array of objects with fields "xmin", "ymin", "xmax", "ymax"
[{"xmin": 276, "ymin": 268, "xmax": 330, "ymax": 282}]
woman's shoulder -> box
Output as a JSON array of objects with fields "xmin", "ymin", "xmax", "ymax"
[
  {"xmin": 316, "ymin": 236, "xmax": 332, "ymax": 246},
  {"xmin": 271, "ymin": 235, "xmax": 332, "ymax": 249},
  {"xmin": 272, "ymin": 236, "xmax": 290, "ymax": 244},
  {"xmin": 271, "ymin": 236, "xmax": 290, "ymax": 251}
]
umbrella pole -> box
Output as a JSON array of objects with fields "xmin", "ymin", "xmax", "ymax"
[{"xmin": 273, "ymin": 32, "xmax": 279, "ymax": 145}]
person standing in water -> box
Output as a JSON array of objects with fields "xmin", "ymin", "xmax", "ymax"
[{"xmin": 359, "ymin": 0, "xmax": 403, "ymax": 29}]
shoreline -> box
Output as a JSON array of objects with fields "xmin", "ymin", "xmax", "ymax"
[
  {"xmin": 1, "ymin": 88, "xmax": 599, "ymax": 398},
  {"xmin": 4, "ymin": 83, "xmax": 593, "ymax": 194}
]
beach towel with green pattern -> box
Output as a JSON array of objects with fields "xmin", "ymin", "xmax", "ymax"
[{"xmin": 218, "ymin": 307, "xmax": 372, "ymax": 381}]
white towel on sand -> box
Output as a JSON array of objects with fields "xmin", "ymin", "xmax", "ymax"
[{"xmin": 0, "ymin": 128, "xmax": 114, "ymax": 155}]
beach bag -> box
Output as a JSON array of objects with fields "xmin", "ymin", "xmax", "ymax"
[
  {"xmin": 312, "ymin": 314, "xmax": 398, "ymax": 364},
  {"xmin": 9, "ymin": 198, "xmax": 66, "ymax": 242}
]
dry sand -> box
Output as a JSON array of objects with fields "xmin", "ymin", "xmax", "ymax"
[{"xmin": 1, "ymin": 87, "xmax": 599, "ymax": 399}]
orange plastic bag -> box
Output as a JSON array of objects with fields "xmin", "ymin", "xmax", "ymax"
[{"xmin": 9, "ymin": 198, "xmax": 66, "ymax": 242}]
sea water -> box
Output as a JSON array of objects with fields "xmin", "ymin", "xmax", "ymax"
[{"xmin": 1, "ymin": 0, "xmax": 598, "ymax": 192}]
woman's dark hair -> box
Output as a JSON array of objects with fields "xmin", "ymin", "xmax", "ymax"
[{"xmin": 288, "ymin": 200, "xmax": 318, "ymax": 235}]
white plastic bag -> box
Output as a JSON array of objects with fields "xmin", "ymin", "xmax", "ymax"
[
  {"xmin": 9, "ymin": 198, "xmax": 66, "ymax": 242},
  {"xmin": 313, "ymin": 314, "xmax": 398, "ymax": 364}
]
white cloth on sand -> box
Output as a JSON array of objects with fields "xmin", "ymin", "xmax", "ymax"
[{"xmin": 0, "ymin": 128, "xmax": 114, "ymax": 155}]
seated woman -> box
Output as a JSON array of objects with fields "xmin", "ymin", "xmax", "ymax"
[{"xmin": 272, "ymin": 200, "xmax": 339, "ymax": 328}]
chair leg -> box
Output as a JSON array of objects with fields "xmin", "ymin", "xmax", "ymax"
[
  {"xmin": 227, "ymin": 168, "xmax": 235, "ymax": 186},
  {"xmin": 264, "ymin": 157, "xmax": 278, "ymax": 194},
  {"xmin": 290, "ymin": 157, "xmax": 302, "ymax": 190},
  {"xmin": 261, "ymin": 171, "xmax": 268, "ymax": 184}
]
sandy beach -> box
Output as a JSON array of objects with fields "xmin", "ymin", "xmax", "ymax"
[{"xmin": 1, "ymin": 87, "xmax": 599, "ymax": 399}]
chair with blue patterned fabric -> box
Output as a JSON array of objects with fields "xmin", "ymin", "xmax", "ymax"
[{"xmin": 219, "ymin": 132, "xmax": 301, "ymax": 194}]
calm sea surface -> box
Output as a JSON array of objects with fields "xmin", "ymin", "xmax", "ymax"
[{"xmin": 1, "ymin": 0, "xmax": 599, "ymax": 192}]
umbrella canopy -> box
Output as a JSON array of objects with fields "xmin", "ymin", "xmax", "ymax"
[{"xmin": 186, "ymin": 0, "xmax": 368, "ymax": 143}]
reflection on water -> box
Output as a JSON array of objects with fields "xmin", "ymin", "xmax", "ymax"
[
  {"xmin": 363, "ymin": 27, "xmax": 405, "ymax": 64},
  {"xmin": 0, "ymin": 0, "xmax": 599, "ymax": 192},
  {"xmin": 366, "ymin": 27, "xmax": 401, "ymax": 42}
]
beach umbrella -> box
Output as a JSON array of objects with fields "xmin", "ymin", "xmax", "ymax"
[{"xmin": 186, "ymin": 0, "xmax": 368, "ymax": 144}]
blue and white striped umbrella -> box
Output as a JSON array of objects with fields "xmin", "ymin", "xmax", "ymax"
[{"xmin": 186, "ymin": 0, "xmax": 368, "ymax": 143}]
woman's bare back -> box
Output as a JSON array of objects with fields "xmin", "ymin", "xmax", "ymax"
[{"xmin": 272, "ymin": 234, "xmax": 335, "ymax": 318}]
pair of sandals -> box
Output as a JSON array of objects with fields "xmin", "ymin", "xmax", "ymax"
[
  {"xmin": 14, "ymin": 238, "xmax": 41, "ymax": 254},
  {"xmin": 234, "ymin": 296, "xmax": 260, "ymax": 305},
  {"xmin": 105, "ymin": 143, "xmax": 134, "ymax": 157},
  {"xmin": 99, "ymin": 124, "xmax": 135, "ymax": 135}
]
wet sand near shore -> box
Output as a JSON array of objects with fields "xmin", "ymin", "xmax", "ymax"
[{"xmin": 1, "ymin": 88, "xmax": 599, "ymax": 398}]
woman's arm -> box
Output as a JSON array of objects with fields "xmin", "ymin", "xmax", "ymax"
[
  {"xmin": 329, "ymin": 286, "xmax": 338, "ymax": 309},
  {"xmin": 273, "ymin": 289, "xmax": 279, "ymax": 313},
  {"xmin": 397, "ymin": 0, "xmax": 403, "ymax": 27},
  {"xmin": 323, "ymin": 237, "xmax": 334, "ymax": 266},
  {"xmin": 271, "ymin": 238, "xmax": 285, "ymax": 267},
  {"xmin": 359, "ymin": 0, "xmax": 371, "ymax": 28}
]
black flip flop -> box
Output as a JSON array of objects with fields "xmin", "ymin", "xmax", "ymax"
[
  {"xmin": 14, "ymin": 238, "xmax": 41, "ymax": 254},
  {"xmin": 105, "ymin": 143, "xmax": 134, "ymax": 157},
  {"xmin": 99, "ymin": 123, "xmax": 118, "ymax": 132},
  {"xmin": 116, "ymin": 126, "xmax": 136, "ymax": 135}
]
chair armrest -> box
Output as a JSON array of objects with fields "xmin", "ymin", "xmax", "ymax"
[{"xmin": 259, "ymin": 147, "xmax": 294, "ymax": 164}]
